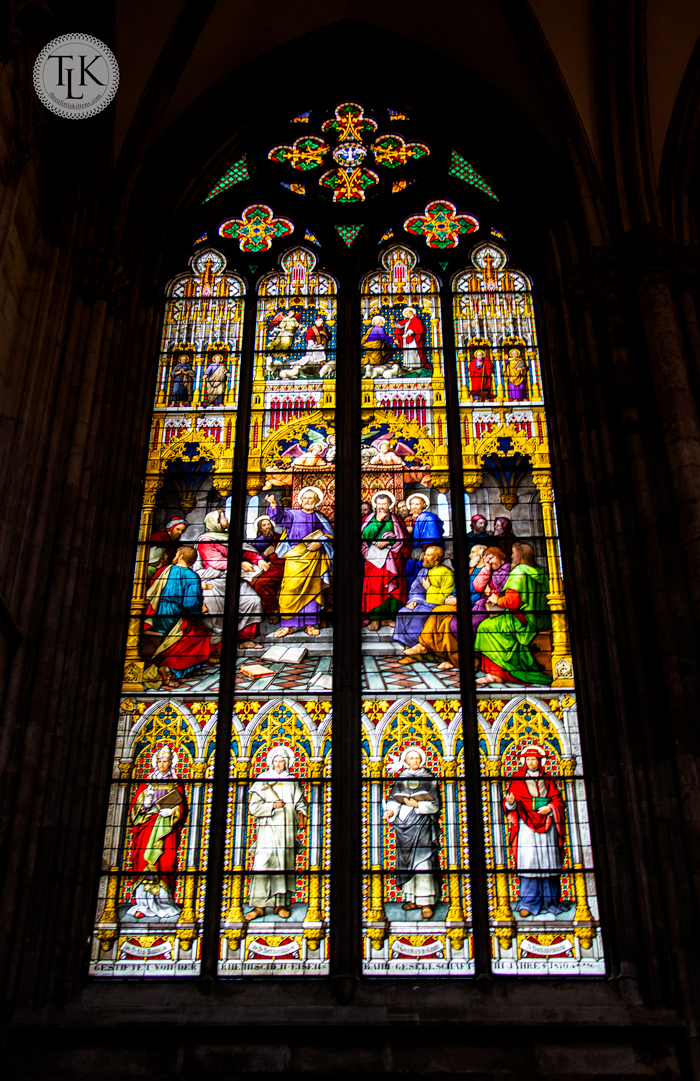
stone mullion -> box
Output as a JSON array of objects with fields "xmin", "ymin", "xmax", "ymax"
[
  {"xmin": 330, "ymin": 281, "xmax": 362, "ymax": 998},
  {"xmin": 440, "ymin": 288, "xmax": 491, "ymax": 982}
]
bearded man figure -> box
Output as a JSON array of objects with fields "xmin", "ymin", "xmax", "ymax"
[
  {"xmin": 264, "ymin": 488, "xmax": 333, "ymax": 637},
  {"xmin": 246, "ymin": 747, "xmax": 308, "ymax": 921},
  {"xmin": 474, "ymin": 541, "xmax": 551, "ymax": 686},
  {"xmin": 361, "ymin": 491, "xmax": 407, "ymax": 631},
  {"xmin": 126, "ymin": 746, "xmax": 187, "ymax": 922},
  {"xmin": 143, "ymin": 546, "xmax": 210, "ymax": 689},
  {"xmin": 384, "ymin": 747, "xmax": 441, "ymax": 919},
  {"xmin": 504, "ymin": 747, "xmax": 568, "ymax": 918}
]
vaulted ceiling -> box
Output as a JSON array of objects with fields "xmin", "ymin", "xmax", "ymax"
[{"xmin": 112, "ymin": 0, "xmax": 700, "ymax": 186}]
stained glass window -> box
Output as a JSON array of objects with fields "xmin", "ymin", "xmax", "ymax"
[
  {"xmin": 92, "ymin": 99, "xmax": 604, "ymax": 983},
  {"xmin": 91, "ymin": 249, "xmax": 245, "ymax": 975}
]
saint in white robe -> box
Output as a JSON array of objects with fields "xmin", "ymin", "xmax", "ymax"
[{"xmin": 248, "ymin": 770, "xmax": 308, "ymax": 909}]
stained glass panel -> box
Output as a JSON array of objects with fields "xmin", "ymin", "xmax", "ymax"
[
  {"xmin": 359, "ymin": 245, "xmax": 473, "ymax": 974},
  {"xmin": 454, "ymin": 243, "xmax": 604, "ymax": 974},
  {"xmin": 90, "ymin": 249, "xmax": 244, "ymax": 975},
  {"xmin": 219, "ymin": 246, "xmax": 336, "ymax": 973}
]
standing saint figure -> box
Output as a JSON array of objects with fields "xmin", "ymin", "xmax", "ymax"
[
  {"xmin": 202, "ymin": 349, "xmax": 228, "ymax": 406},
  {"xmin": 361, "ymin": 315, "xmax": 395, "ymax": 377},
  {"xmin": 246, "ymin": 746, "xmax": 308, "ymax": 921},
  {"xmin": 126, "ymin": 745, "xmax": 187, "ymax": 921},
  {"xmin": 504, "ymin": 747, "xmax": 568, "ymax": 918},
  {"xmin": 503, "ymin": 347, "xmax": 528, "ymax": 400},
  {"xmin": 394, "ymin": 306, "xmax": 429, "ymax": 373},
  {"xmin": 264, "ymin": 488, "xmax": 333, "ymax": 637},
  {"xmin": 468, "ymin": 347, "xmax": 494, "ymax": 401},
  {"xmin": 170, "ymin": 352, "xmax": 195, "ymax": 406},
  {"xmin": 361, "ymin": 491, "xmax": 407, "ymax": 631},
  {"xmin": 384, "ymin": 746, "xmax": 441, "ymax": 919},
  {"xmin": 474, "ymin": 542, "xmax": 551, "ymax": 686}
]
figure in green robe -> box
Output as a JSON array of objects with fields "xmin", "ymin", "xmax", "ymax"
[{"xmin": 474, "ymin": 542, "xmax": 551, "ymax": 686}]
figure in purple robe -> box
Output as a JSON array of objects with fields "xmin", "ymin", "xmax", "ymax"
[{"xmin": 470, "ymin": 546, "xmax": 512, "ymax": 633}]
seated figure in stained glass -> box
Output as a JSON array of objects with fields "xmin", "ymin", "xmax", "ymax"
[{"xmin": 474, "ymin": 542, "xmax": 551, "ymax": 687}]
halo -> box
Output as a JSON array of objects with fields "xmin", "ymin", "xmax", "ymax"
[
  {"xmin": 371, "ymin": 489, "xmax": 396, "ymax": 509},
  {"xmin": 399, "ymin": 744, "xmax": 426, "ymax": 768},
  {"xmin": 406, "ymin": 492, "xmax": 430, "ymax": 509},
  {"xmin": 297, "ymin": 486, "xmax": 324, "ymax": 505},
  {"xmin": 252, "ymin": 514, "xmax": 275, "ymax": 532},
  {"xmin": 266, "ymin": 744, "xmax": 295, "ymax": 770},
  {"xmin": 152, "ymin": 746, "xmax": 178, "ymax": 770}
]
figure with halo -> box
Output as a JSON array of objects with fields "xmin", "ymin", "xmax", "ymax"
[
  {"xmin": 503, "ymin": 746, "xmax": 569, "ymax": 918},
  {"xmin": 383, "ymin": 746, "xmax": 441, "ymax": 920},
  {"xmin": 246, "ymin": 746, "xmax": 308, "ymax": 921},
  {"xmin": 361, "ymin": 490, "xmax": 408, "ymax": 632},
  {"xmin": 126, "ymin": 745, "xmax": 187, "ymax": 921},
  {"xmin": 264, "ymin": 487, "xmax": 333, "ymax": 637}
]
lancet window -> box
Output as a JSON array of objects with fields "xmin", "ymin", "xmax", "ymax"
[{"xmin": 90, "ymin": 101, "xmax": 603, "ymax": 981}]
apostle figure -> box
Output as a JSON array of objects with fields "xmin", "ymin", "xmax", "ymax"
[
  {"xmin": 504, "ymin": 347, "xmax": 528, "ymax": 400},
  {"xmin": 143, "ymin": 546, "xmax": 210, "ymax": 689},
  {"xmin": 395, "ymin": 546, "xmax": 455, "ymax": 653},
  {"xmin": 238, "ymin": 555, "xmax": 265, "ymax": 648},
  {"xmin": 264, "ymin": 488, "xmax": 333, "ymax": 637},
  {"xmin": 394, "ymin": 306, "xmax": 429, "ymax": 373},
  {"xmin": 401, "ymin": 595, "xmax": 459, "ymax": 671},
  {"xmin": 504, "ymin": 747, "xmax": 568, "ymax": 917},
  {"xmin": 244, "ymin": 515, "xmax": 284, "ymax": 623},
  {"xmin": 148, "ymin": 516, "xmax": 187, "ymax": 580},
  {"xmin": 169, "ymin": 353, "xmax": 194, "ymax": 406},
  {"xmin": 126, "ymin": 745, "xmax": 187, "ymax": 921},
  {"xmin": 246, "ymin": 746, "xmax": 308, "ymax": 921},
  {"xmin": 474, "ymin": 542, "xmax": 551, "ymax": 686},
  {"xmin": 361, "ymin": 315, "xmax": 395, "ymax": 377},
  {"xmin": 193, "ymin": 509, "xmax": 228, "ymax": 636},
  {"xmin": 361, "ymin": 491, "xmax": 407, "ymax": 631},
  {"xmin": 493, "ymin": 516, "xmax": 517, "ymax": 560},
  {"xmin": 466, "ymin": 513, "xmax": 492, "ymax": 554},
  {"xmin": 202, "ymin": 349, "xmax": 228, "ymax": 406},
  {"xmin": 384, "ymin": 746, "xmax": 441, "ymax": 919},
  {"xmin": 468, "ymin": 348, "xmax": 494, "ymax": 401},
  {"xmin": 470, "ymin": 546, "xmax": 512, "ymax": 633},
  {"xmin": 404, "ymin": 492, "xmax": 445, "ymax": 589}
]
